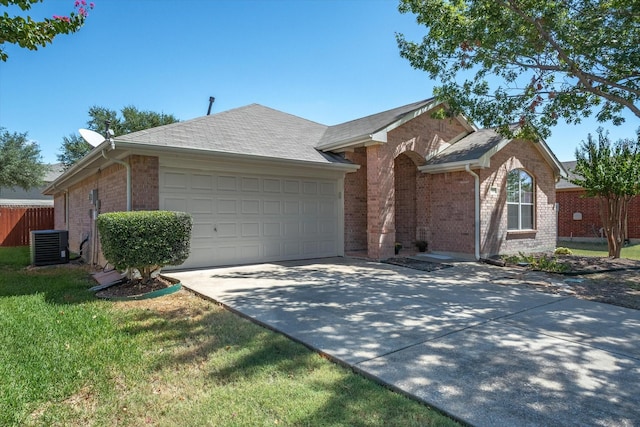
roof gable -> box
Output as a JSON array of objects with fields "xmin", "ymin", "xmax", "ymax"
[
  {"xmin": 420, "ymin": 126, "xmax": 567, "ymax": 179},
  {"xmin": 316, "ymin": 98, "xmax": 476, "ymax": 152}
]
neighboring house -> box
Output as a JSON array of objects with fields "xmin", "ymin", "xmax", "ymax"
[
  {"xmin": 0, "ymin": 163, "xmax": 63, "ymax": 207},
  {"xmin": 557, "ymin": 161, "xmax": 640, "ymax": 242},
  {"xmin": 0, "ymin": 164, "xmax": 63, "ymax": 246},
  {"xmin": 44, "ymin": 99, "xmax": 566, "ymax": 269}
]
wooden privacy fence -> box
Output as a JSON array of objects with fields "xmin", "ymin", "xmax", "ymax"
[{"xmin": 0, "ymin": 207, "xmax": 54, "ymax": 247}]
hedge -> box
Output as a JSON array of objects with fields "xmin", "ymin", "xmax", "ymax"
[{"xmin": 97, "ymin": 210, "xmax": 192, "ymax": 277}]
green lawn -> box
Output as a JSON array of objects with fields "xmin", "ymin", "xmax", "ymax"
[
  {"xmin": 0, "ymin": 246, "xmax": 458, "ymax": 427},
  {"xmin": 558, "ymin": 241, "xmax": 640, "ymax": 260}
]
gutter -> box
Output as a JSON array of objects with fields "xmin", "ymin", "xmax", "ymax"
[{"xmin": 465, "ymin": 164, "xmax": 481, "ymax": 261}]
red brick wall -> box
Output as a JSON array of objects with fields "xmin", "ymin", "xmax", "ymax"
[
  {"xmin": 52, "ymin": 155, "xmax": 159, "ymax": 266},
  {"xmin": 427, "ymin": 171, "xmax": 475, "ymax": 254},
  {"xmin": 362, "ymin": 107, "xmax": 468, "ymax": 259},
  {"xmin": 394, "ymin": 153, "xmax": 417, "ymax": 249},
  {"xmin": 479, "ymin": 139, "xmax": 557, "ymax": 256},
  {"xmin": 344, "ymin": 148, "xmax": 368, "ymax": 252},
  {"xmin": 557, "ymin": 189, "xmax": 640, "ymax": 239}
]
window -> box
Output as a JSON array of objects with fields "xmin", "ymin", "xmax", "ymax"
[{"xmin": 507, "ymin": 169, "xmax": 534, "ymax": 230}]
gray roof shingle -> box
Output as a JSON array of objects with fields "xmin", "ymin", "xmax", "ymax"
[
  {"xmin": 116, "ymin": 104, "xmax": 348, "ymax": 165},
  {"xmin": 557, "ymin": 161, "xmax": 581, "ymax": 189},
  {"xmin": 427, "ymin": 128, "xmax": 505, "ymax": 165},
  {"xmin": 317, "ymin": 98, "xmax": 436, "ymax": 148}
]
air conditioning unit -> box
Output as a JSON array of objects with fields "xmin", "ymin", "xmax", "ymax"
[{"xmin": 30, "ymin": 230, "xmax": 70, "ymax": 266}]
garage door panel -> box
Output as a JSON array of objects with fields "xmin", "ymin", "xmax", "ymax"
[
  {"xmin": 218, "ymin": 176, "xmax": 237, "ymax": 191},
  {"xmin": 263, "ymin": 200, "xmax": 281, "ymax": 215},
  {"xmin": 216, "ymin": 222, "xmax": 238, "ymax": 238},
  {"xmin": 263, "ymin": 223, "xmax": 281, "ymax": 237},
  {"xmin": 241, "ymin": 223, "xmax": 260, "ymax": 237},
  {"xmin": 284, "ymin": 180, "xmax": 300, "ymax": 193},
  {"xmin": 160, "ymin": 168, "xmax": 340, "ymax": 269},
  {"xmin": 162, "ymin": 196, "xmax": 187, "ymax": 212},
  {"xmin": 216, "ymin": 199, "xmax": 237, "ymax": 214},
  {"xmin": 192, "ymin": 174, "xmax": 213, "ymax": 190},
  {"xmin": 263, "ymin": 179, "xmax": 281, "ymax": 193},
  {"xmin": 242, "ymin": 177, "xmax": 260, "ymax": 192}
]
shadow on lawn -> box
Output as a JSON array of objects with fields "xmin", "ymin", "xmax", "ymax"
[{"xmin": 0, "ymin": 264, "xmax": 96, "ymax": 305}]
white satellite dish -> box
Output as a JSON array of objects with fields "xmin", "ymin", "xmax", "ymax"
[{"xmin": 79, "ymin": 128, "xmax": 106, "ymax": 147}]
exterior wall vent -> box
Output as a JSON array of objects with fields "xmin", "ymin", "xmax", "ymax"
[{"xmin": 30, "ymin": 230, "xmax": 69, "ymax": 266}]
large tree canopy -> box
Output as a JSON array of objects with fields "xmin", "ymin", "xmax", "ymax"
[
  {"xmin": 58, "ymin": 105, "xmax": 179, "ymax": 169},
  {"xmin": 571, "ymin": 128, "xmax": 640, "ymax": 258},
  {"xmin": 0, "ymin": 127, "xmax": 46, "ymax": 190},
  {"xmin": 397, "ymin": 0, "xmax": 640, "ymax": 139},
  {"xmin": 0, "ymin": 0, "xmax": 94, "ymax": 61}
]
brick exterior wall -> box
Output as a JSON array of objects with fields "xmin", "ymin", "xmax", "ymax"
[
  {"xmin": 557, "ymin": 189, "xmax": 640, "ymax": 240},
  {"xmin": 478, "ymin": 139, "xmax": 557, "ymax": 256},
  {"xmin": 394, "ymin": 153, "xmax": 418, "ymax": 249},
  {"xmin": 52, "ymin": 155, "xmax": 159, "ymax": 266},
  {"xmin": 427, "ymin": 171, "xmax": 475, "ymax": 254},
  {"xmin": 343, "ymin": 106, "xmax": 468, "ymax": 259},
  {"xmin": 344, "ymin": 148, "xmax": 368, "ymax": 252}
]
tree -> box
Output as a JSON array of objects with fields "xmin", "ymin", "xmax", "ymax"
[
  {"xmin": 0, "ymin": 0, "xmax": 94, "ymax": 61},
  {"xmin": 58, "ymin": 105, "xmax": 179, "ymax": 169},
  {"xmin": 571, "ymin": 128, "xmax": 640, "ymax": 258},
  {"xmin": 396, "ymin": 0, "xmax": 640, "ymax": 140},
  {"xmin": 0, "ymin": 127, "xmax": 46, "ymax": 190}
]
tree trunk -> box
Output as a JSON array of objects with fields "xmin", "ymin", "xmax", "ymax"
[{"xmin": 600, "ymin": 196, "xmax": 627, "ymax": 258}]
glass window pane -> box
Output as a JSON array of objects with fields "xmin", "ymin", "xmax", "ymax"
[
  {"xmin": 507, "ymin": 204, "xmax": 519, "ymax": 229},
  {"xmin": 506, "ymin": 171, "xmax": 519, "ymax": 202},
  {"xmin": 521, "ymin": 205, "xmax": 534, "ymax": 229}
]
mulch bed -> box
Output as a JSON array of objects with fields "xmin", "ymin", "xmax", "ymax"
[{"xmin": 95, "ymin": 275, "xmax": 177, "ymax": 299}]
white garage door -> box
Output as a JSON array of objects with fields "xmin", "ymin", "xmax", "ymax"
[{"xmin": 159, "ymin": 167, "xmax": 341, "ymax": 269}]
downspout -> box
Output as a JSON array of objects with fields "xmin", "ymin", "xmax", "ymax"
[
  {"xmin": 102, "ymin": 149, "xmax": 132, "ymax": 211},
  {"xmin": 465, "ymin": 164, "xmax": 480, "ymax": 261}
]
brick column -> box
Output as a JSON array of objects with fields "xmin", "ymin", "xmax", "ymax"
[{"xmin": 366, "ymin": 145, "xmax": 395, "ymax": 259}]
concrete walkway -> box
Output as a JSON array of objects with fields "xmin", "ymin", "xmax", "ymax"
[{"xmin": 170, "ymin": 257, "xmax": 640, "ymax": 427}]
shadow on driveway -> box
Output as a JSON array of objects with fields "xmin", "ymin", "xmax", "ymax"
[{"xmin": 171, "ymin": 257, "xmax": 640, "ymax": 427}]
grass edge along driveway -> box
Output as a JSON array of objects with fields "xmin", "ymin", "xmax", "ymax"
[{"xmin": 0, "ymin": 247, "xmax": 459, "ymax": 427}]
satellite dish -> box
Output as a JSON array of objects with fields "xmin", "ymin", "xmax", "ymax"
[{"xmin": 79, "ymin": 128, "xmax": 106, "ymax": 147}]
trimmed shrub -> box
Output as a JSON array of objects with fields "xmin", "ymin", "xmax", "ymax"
[{"xmin": 97, "ymin": 210, "xmax": 192, "ymax": 279}]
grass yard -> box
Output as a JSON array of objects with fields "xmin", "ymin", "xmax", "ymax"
[
  {"xmin": 0, "ymin": 247, "xmax": 458, "ymax": 427},
  {"xmin": 558, "ymin": 241, "xmax": 640, "ymax": 260}
]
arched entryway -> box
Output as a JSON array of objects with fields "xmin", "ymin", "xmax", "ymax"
[{"xmin": 394, "ymin": 152, "xmax": 424, "ymax": 251}]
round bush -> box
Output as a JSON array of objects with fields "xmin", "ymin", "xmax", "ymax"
[{"xmin": 97, "ymin": 210, "xmax": 192, "ymax": 277}]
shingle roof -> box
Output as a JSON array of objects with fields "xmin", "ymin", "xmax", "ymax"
[
  {"xmin": 317, "ymin": 98, "xmax": 436, "ymax": 149},
  {"xmin": 557, "ymin": 161, "xmax": 581, "ymax": 189},
  {"xmin": 116, "ymin": 104, "xmax": 347, "ymax": 165},
  {"xmin": 427, "ymin": 128, "xmax": 505, "ymax": 165}
]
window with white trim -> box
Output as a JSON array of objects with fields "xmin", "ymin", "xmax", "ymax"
[{"xmin": 507, "ymin": 169, "xmax": 534, "ymax": 230}]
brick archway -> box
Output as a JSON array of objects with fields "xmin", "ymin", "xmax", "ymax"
[{"xmin": 394, "ymin": 152, "xmax": 421, "ymax": 250}]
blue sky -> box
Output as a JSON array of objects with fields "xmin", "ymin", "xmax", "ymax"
[{"xmin": 0, "ymin": 0, "xmax": 637, "ymax": 164}]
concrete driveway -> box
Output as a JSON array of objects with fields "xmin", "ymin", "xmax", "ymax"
[{"xmin": 170, "ymin": 257, "xmax": 640, "ymax": 427}]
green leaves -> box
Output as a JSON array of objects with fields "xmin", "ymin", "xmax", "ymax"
[
  {"xmin": 0, "ymin": 127, "xmax": 46, "ymax": 190},
  {"xmin": 59, "ymin": 105, "xmax": 179, "ymax": 168},
  {"xmin": 571, "ymin": 128, "xmax": 640, "ymax": 198},
  {"xmin": 97, "ymin": 211, "xmax": 193, "ymax": 279},
  {"xmin": 0, "ymin": 0, "xmax": 92, "ymax": 61},
  {"xmin": 397, "ymin": 0, "xmax": 640, "ymax": 138}
]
